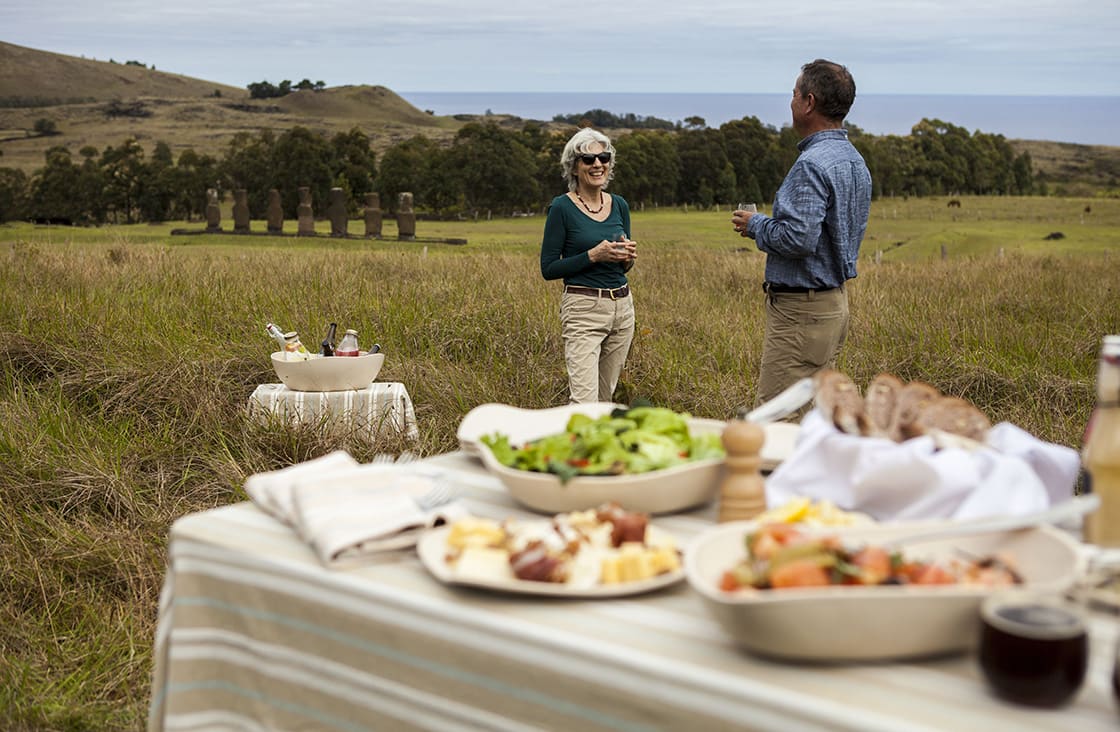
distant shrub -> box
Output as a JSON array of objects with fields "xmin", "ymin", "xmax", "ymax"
[
  {"xmin": 32, "ymin": 118, "xmax": 59, "ymax": 136},
  {"xmin": 103, "ymin": 100, "xmax": 152, "ymax": 118},
  {"xmin": 552, "ymin": 109, "xmax": 677, "ymax": 130}
]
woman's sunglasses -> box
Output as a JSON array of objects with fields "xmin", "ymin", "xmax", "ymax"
[{"xmin": 577, "ymin": 152, "xmax": 612, "ymax": 165}]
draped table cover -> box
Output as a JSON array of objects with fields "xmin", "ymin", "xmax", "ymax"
[
  {"xmin": 249, "ymin": 382, "xmax": 419, "ymax": 442},
  {"xmin": 149, "ymin": 451, "xmax": 1119, "ymax": 732}
]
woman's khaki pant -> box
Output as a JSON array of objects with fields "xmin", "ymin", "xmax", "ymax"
[{"xmin": 560, "ymin": 291, "xmax": 635, "ymax": 403}]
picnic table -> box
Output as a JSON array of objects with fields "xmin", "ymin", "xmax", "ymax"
[{"xmin": 148, "ymin": 450, "xmax": 1119, "ymax": 731}]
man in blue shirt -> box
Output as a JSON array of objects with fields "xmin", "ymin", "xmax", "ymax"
[{"xmin": 731, "ymin": 59, "xmax": 872, "ymax": 406}]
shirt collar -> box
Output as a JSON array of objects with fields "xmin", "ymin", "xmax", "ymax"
[{"xmin": 797, "ymin": 128, "xmax": 849, "ymax": 152}]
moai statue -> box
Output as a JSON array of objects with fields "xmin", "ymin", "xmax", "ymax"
[
  {"xmin": 232, "ymin": 189, "xmax": 250, "ymax": 233},
  {"xmin": 266, "ymin": 189, "xmax": 284, "ymax": 234},
  {"xmin": 363, "ymin": 192, "xmax": 382, "ymax": 238},
  {"xmin": 397, "ymin": 191, "xmax": 416, "ymax": 241},
  {"xmin": 328, "ymin": 187, "xmax": 348, "ymax": 238},
  {"xmin": 297, "ymin": 186, "xmax": 315, "ymax": 236},
  {"xmin": 205, "ymin": 188, "xmax": 221, "ymax": 231}
]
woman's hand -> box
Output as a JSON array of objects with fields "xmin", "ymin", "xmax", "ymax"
[{"xmin": 591, "ymin": 237, "xmax": 636, "ymax": 264}]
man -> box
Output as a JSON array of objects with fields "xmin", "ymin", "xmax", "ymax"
[{"xmin": 731, "ymin": 59, "xmax": 872, "ymax": 406}]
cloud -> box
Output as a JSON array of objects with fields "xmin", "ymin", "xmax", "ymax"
[{"xmin": 3, "ymin": 0, "xmax": 1118, "ymax": 95}]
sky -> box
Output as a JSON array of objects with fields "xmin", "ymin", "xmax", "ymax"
[{"xmin": 4, "ymin": 0, "xmax": 1119, "ymax": 97}]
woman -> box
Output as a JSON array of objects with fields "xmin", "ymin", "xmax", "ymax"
[{"xmin": 540, "ymin": 128, "xmax": 637, "ymax": 404}]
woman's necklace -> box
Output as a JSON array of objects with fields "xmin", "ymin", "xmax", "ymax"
[{"xmin": 575, "ymin": 190, "xmax": 604, "ymax": 214}]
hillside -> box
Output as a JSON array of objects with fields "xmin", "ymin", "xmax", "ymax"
[
  {"xmin": 0, "ymin": 40, "xmax": 245, "ymax": 103},
  {"xmin": 0, "ymin": 41, "xmax": 470, "ymax": 173}
]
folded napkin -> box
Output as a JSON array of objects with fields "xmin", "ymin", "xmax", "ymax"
[
  {"xmin": 244, "ymin": 451, "xmax": 468, "ymax": 567},
  {"xmin": 765, "ymin": 410, "xmax": 1080, "ymax": 522},
  {"xmin": 243, "ymin": 450, "xmax": 360, "ymax": 526},
  {"xmin": 290, "ymin": 463, "xmax": 468, "ymax": 567}
]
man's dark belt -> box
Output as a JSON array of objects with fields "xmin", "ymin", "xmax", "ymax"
[
  {"xmin": 763, "ymin": 282, "xmax": 838, "ymax": 294},
  {"xmin": 564, "ymin": 284, "xmax": 630, "ymax": 299}
]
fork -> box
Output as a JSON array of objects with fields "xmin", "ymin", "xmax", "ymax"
[
  {"xmin": 371, "ymin": 451, "xmax": 419, "ymax": 465},
  {"xmin": 413, "ymin": 482, "xmax": 457, "ymax": 512}
]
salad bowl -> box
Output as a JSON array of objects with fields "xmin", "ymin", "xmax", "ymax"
[
  {"xmin": 685, "ymin": 520, "xmax": 1084, "ymax": 661},
  {"xmin": 463, "ymin": 402, "xmax": 729, "ymax": 515}
]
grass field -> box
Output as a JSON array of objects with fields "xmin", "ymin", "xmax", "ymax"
[{"xmin": 2, "ymin": 195, "xmax": 1119, "ymax": 730}]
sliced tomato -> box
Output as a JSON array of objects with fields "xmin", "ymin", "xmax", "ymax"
[
  {"xmin": 719, "ymin": 571, "xmax": 742, "ymax": 592},
  {"xmin": 912, "ymin": 563, "xmax": 956, "ymax": 585},
  {"xmin": 770, "ymin": 558, "xmax": 832, "ymax": 588},
  {"xmin": 851, "ymin": 547, "xmax": 892, "ymax": 585}
]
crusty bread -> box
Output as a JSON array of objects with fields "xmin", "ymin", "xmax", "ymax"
[
  {"xmin": 909, "ymin": 396, "xmax": 992, "ymax": 443},
  {"xmin": 812, "ymin": 371, "xmax": 992, "ymax": 444},
  {"xmin": 891, "ymin": 381, "xmax": 941, "ymax": 441},
  {"xmin": 864, "ymin": 373, "xmax": 903, "ymax": 439},
  {"xmin": 814, "ymin": 370, "xmax": 868, "ymax": 435}
]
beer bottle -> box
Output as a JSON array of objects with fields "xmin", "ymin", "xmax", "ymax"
[
  {"xmin": 320, "ymin": 322, "xmax": 337, "ymax": 357},
  {"xmin": 1084, "ymin": 335, "xmax": 1120, "ymax": 547}
]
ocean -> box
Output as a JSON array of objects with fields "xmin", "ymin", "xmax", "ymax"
[{"xmin": 399, "ymin": 92, "xmax": 1120, "ymax": 147}]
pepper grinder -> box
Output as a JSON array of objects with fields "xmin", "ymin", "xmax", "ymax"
[{"xmin": 718, "ymin": 417, "xmax": 766, "ymax": 523}]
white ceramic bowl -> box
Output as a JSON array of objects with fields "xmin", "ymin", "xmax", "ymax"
[
  {"xmin": 270, "ymin": 351, "xmax": 384, "ymax": 392},
  {"xmin": 462, "ymin": 402, "xmax": 728, "ymax": 515},
  {"xmin": 685, "ymin": 520, "xmax": 1084, "ymax": 662}
]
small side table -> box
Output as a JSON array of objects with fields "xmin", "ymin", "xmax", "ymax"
[{"xmin": 248, "ymin": 382, "xmax": 419, "ymax": 441}]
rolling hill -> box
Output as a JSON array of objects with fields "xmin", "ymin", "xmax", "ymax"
[{"xmin": 0, "ymin": 40, "xmax": 473, "ymax": 173}]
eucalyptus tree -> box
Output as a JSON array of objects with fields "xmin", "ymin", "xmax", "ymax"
[
  {"xmin": 0, "ymin": 167, "xmax": 28, "ymax": 222},
  {"xmin": 136, "ymin": 140, "xmax": 175, "ymax": 222},
  {"xmin": 29, "ymin": 146, "xmax": 87, "ymax": 223},
  {"xmin": 377, "ymin": 135, "xmax": 440, "ymax": 214},
  {"xmin": 676, "ymin": 127, "xmax": 734, "ymax": 207},
  {"xmin": 99, "ymin": 137, "xmax": 147, "ymax": 223},
  {"xmin": 330, "ymin": 127, "xmax": 378, "ymax": 214},
  {"xmin": 221, "ymin": 130, "xmax": 276, "ymax": 217},
  {"xmin": 271, "ymin": 126, "xmax": 337, "ymax": 218},
  {"xmin": 611, "ymin": 130, "xmax": 680, "ymax": 208},
  {"xmin": 451, "ymin": 122, "xmax": 537, "ymax": 216},
  {"xmin": 168, "ymin": 149, "xmax": 220, "ymax": 221}
]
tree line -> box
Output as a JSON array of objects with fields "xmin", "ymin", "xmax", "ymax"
[{"xmin": 0, "ymin": 116, "xmax": 1035, "ymax": 225}]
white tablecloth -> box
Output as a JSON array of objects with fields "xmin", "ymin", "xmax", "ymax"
[
  {"xmin": 149, "ymin": 452, "xmax": 1119, "ymax": 732},
  {"xmin": 249, "ymin": 382, "xmax": 419, "ymax": 441}
]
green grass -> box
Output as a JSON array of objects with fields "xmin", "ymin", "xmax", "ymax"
[{"xmin": 2, "ymin": 196, "xmax": 1119, "ymax": 729}]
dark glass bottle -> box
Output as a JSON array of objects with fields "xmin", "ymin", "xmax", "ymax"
[{"xmin": 320, "ymin": 322, "xmax": 337, "ymax": 357}]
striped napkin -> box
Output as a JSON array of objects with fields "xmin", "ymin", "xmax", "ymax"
[{"xmin": 243, "ymin": 452, "xmax": 467, "ymax": 567}]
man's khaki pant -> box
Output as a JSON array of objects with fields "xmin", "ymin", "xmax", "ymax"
[
  {"xmin": 560, "ymin": 291, "xmax": 635, "ymax": 403},
  {"xmin": 757, "ymin": 286, "xmax": 849, "ymax": 407}
]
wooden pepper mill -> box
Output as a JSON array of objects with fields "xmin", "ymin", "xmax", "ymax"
[{"xmin": 718, "ymin": 417, "xmax": 767, "ymax": 523}]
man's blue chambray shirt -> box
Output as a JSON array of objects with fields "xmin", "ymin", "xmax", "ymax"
[{"xmin": 746, "ymin": 129, "xmax": 872, "ymax": 290}]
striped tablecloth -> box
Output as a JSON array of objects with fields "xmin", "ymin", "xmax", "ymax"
[
  {"xmin": 248, "ymin": 382, "xmax": 419, "ymax": 441},
  {"xmin": 149, "ymin": 452, "xmax": 1119, "ymax": 732}
]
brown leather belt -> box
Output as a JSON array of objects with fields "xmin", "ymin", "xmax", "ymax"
[{"xmin": 564, "ymin": 284, "xmax": 630, "ymax": 299}]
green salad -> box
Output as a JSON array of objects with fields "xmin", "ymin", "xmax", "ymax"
[{"xmin": 480, "ymin": 406, "xmax": 726, "ymax": 483}]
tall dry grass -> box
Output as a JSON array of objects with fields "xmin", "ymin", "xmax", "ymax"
[{"xmin": 1, "ymin": 200, "xmax": 1118, "ymax": 729}]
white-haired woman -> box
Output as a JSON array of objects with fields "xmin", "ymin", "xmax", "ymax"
[{"xmin": 540, "ymin": 128, "xmax": 637, "ymax": 404}]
